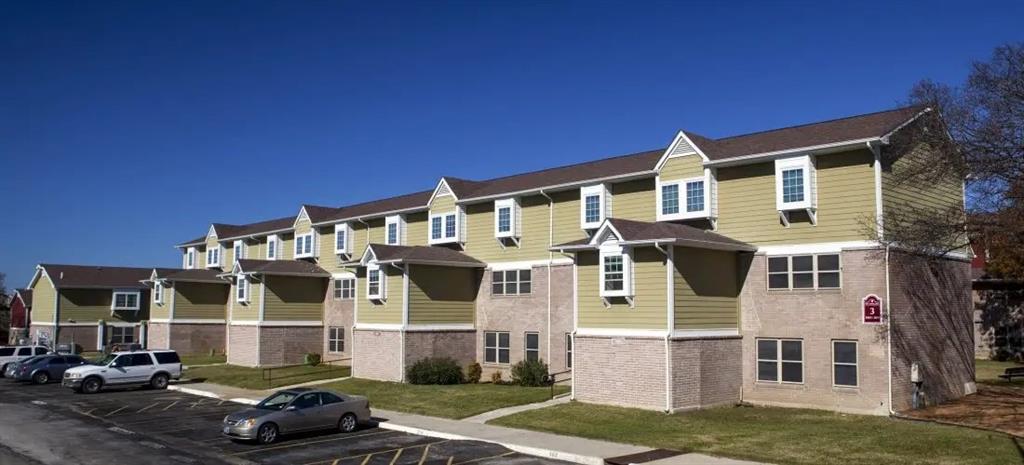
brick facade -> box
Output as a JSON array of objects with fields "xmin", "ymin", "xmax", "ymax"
[
  {"xmin": 148, "ymin": 322, "xmax": 169, "ymax": 350},
  {"xmin": 257, "ymin": 325, "xmax": 324, "ymax": 366},
  {"xmin": 475, "ymin": 264, "xmax": 573, "ymax": 378},
  {"xmin": 58, "ymin": 325, "xmax": 100, "ymax": 352},
  {"xmin": 574, "ymin": 335, "xmax": 667, "ymax": 410},
  {"xmin": 227, "ymin": 325, "xmax": 258, "ymax": 367},
  {"xmin": 669, "ymin": 336, "xmax": 742, "ymax": 411},
  {"xmin": 353, "ymin": 329, "xmax": 403, "ymax": 381},
  {"xmin": 158, "ymin": 323, "xmax": 225, "ymax": 355},
  {"xmin": 405, "ymin": 330, "xmax": 476, "ymax": 369},
  {"xmin": 322, "ymin": 293, "xmax": 355, "ymax": 361}
]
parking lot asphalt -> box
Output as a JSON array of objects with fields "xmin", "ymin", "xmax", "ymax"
[{"xmin": 0, "ymin": 378, "xmax": 571, "ymax": 465}]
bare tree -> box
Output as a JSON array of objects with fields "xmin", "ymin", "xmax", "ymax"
[{"xmin": 880, "ymin": 43, "xmax": 1024, "ymax": 277}]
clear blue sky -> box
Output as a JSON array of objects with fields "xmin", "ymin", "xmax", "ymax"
[{"xmin": 2, "ymin": 1, "xmax": 1021, "ymax": 287}]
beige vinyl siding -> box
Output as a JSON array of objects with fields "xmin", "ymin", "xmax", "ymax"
[
  {"xmin": 281, "ymin": 232, "xmax": 295, "ymax": 260},
  {"xmin": 357, "ymin": 267, "xmax": 404, "ymax": 325},
  {"xmin": 60, "ymin": 289, "xmax": 148, "ymax": 323},
  {"xmin": 673, "ymin": 247, "xmax": 739, "ymax": 330},
  {"xmin": 882, "ymin": 143, "xmax": 964, "ymax": 240},
  {"xmin": 407, "ymin": 265, "xmax": 478, "ymax": 325},
  {"xmin": 349, "ymin": 219, "xmax": 385, "ymax": 256},
  {"xmin": 405, "ymin": 212, "xmax": 429, "ymax": 247},
  {"xmin": 150, "ymin": 285, "xmax": 171, "ymax": 320},
  {"xmin": 262, "ymin": 276, "xmax": 325, "ymax": 321},
  {"xmin": 430, "ymin": 194, "xmax": 457, "ymax": 212},
  {"xmin": 317, "ymin": 225, "xmax": 342, "ymax": 270},
  {"xmin": 366, "ymin": 218, "xmax": 386, "ymax": 245},
  {"xmin": 31, "ymin": 273, "xmax": 56, "ymax": 323},
  {"xmin": 610, "ymin": 178, "xmax": 656, "ymax": 222},
  {"xmin": 230, "ymin": 281, "xmax": 260, "ymax": 321},
  {"xmin": 715, "ymin": 149, "xmax": 877, "ymax": 245},
  {"xmin": 224, "ymin": 245, "xmax": 235, "ymax": 268},
  {"xmin": 464, "ymin": 194, "xmax": 551, "ymax": 262},
  {"xmin": 247, "ymin": 238, "xmax": 263, "ymax": 260},
  {"xmin": 551, "ymin": 190, "xmax": 585, "ymax": 246},
  {"xmin": 204, "ymin": 236, "xmax": 221, "ymax": 268},
  {"xmin": 294, "ymin": 216, "xmax": 312, "ymax": 235},
  {"xmin": 577, "ymin": 248, "xmax": 668, "ymax": 330},
  {"xmin": 660, "ymin": 155, "xmax": 704, "ymax": 180},
  {"xmin": 173, "ymin": 282, "xmax": 228, "ymax": 320}
]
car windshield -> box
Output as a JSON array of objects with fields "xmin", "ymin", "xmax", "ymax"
[
  {"xmin": 256, "ymin": 391, "xmax": 298, "ymax": 411},
  {"xmin": 94, "ymin": 354, "xmax": 118, "ymax": 365},
  {"xmin": 20, "ymin": 356, "xmax": 45, "ymax": 365}
]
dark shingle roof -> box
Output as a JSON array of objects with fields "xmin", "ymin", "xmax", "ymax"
[
  {"xmin": 39, "ymin": 264, "xmax": 177, "ymax": 289},
  {"xmin": 177, "ymin": 215, "xmax": 297, "ymax": 247},
  {"xmin": 366, "ymin": 244, "xmax": 485, "ymax": 267},
  {"xmin": 160, "ymin": 269, "xmax": 227, "ymax": 284},
  {"xmin": 552, "ymin": 218, "xmax": 755, "ymax": 252},
  {"xmin": 235, "ymin": 259, "xmax": 330, "ymax": 277},
  {"xmin": 15, "ymin": 289, "xmax": 32, "ymax": 307},
  {"xmin": 315, "ymin": 190, "xmax": 434, "ymax": 224}
]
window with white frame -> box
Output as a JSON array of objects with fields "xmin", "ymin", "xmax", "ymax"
[
  {"xmin": 206, "ymin": 245, "xmax": 221, "ymax": 268},
  {"xmin": 186, "ymin": 247, "xmax": 196, "ymax": 269},
  {"xmin": 661, "ymin": 183, "xmax": 679, "ymax": 215},
  {"xmin": 774, "ymin": 155, "xmax": 815, "ymax": 211},
  {"xmin": 153, "ymin": 282, "xmax": 163, "ymax": 305},
  {"xmin": 833, "ymin": 340, "xmax": 858, "ymax": 387},
  {"xmin": 267, "ymin": 235, "xmax": 280, "ymax": 260},
  {"xmin": 686, "ymin": 180, "xmax": 705, "ymax": 212},
  {"xmin": 328, "ymin": 326, "xmax": 345, "ymax": 353},
  {"xmin": 111, "ymin": 291, "xmax": 141, "ymax": 311},
  {"xmin": 295, "ymin": 232, "xmax": 315, "ymax": 258},
  {"xmin": 236, "ymin": 276, "xmax": 250, "ymax": 303},
  {"xmin": 599, "ymin": 248, "xmax": 632, "ymax": 297},
  {"xmin": 494, "ymin": 198, "xmax": 519, "ymax": 238},
  {"xmin": 366, "ymin": 265, "xmax": 385, "ymax": 300},
  {"xmin": 385, "ymin": 215, "xmax": 404, "ymax": 246},
  {"xmin": 334, "ymin": 223, "xmax": 351, "ymax": 255},
  {"xmin": 767, "ymin": 254, "xmax": 841, "ymax": 290},
  {"xmin": 565, "ymin": 333, "xmax": 573, "ymax": 368},
  {"xmin": 658, "ymin": 176, "xmax": 710, "ymax": 221},
  {"xmin": 333, "ymin": 278, "xmax": 355, "ymax": 299},
  {"xmin": 429, "ymin": 212, "xmax": 459, "ymax": 243},
  {"xmin": 491, "ymin": 269, "xmax": 531, "ymax": 295},
  {"xmin": 484, "ymin": 331, "xmax": 510, "ymax": 364},
  {"xmin": 525, "ymin": 332, "xmax": 540, "ymax": 362},
  {"xmin": 233, "ymin": 240, "xmax": 245, "ymax": 263},
  {"xmin": 756, "ymin": 338, "xmax": 803, "ymax": 383},
  {"xmin": 109, "ymin": 326, "xmax": 134, "ymax": 344},
  {"xmin": 580, "ymin": 184, "xmax": 607, "ymax": 229}
]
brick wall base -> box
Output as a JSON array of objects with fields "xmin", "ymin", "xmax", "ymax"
[
  {"xmin": 353, "ymin": 329, "xmax": 403, "ymax": 381},
  {"xmin": 28, "ymin": 325, "xmax": 55, "ymax": 346},
  {"xmin": 669, "ymin": 336, "xmax": 742, "ymax": 411},
  {"xmin": 574, "ymin": 335, "xmax": 667, "ymax": 410},
  {"xmin": 404, "ymin": 330, "xmax": 476, "ymax": 371},
  {"xmin": 227, "ymin": 325, "xmax": 258, "ymax": 367},
  {"xmin": 58, "ymin": 326, "xmax": 99, "ymax": 352},
  {"xmin": 258, "ymin": 326, "xmax": 324, "ymax": 367},
  {"xmin": 148, "ymin": 323, "xmax": 170, "ymax": 350},
  {"xmin": 159, "ymin": 323, "xmax": 225, "ymax": 355}
]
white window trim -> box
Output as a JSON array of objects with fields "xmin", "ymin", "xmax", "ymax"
[
  {"xmin": 492, "ymin": 269, "xmax": 532, "ymax": 296},
  {"xmin": 484, "ymin": 331, "xmax": 510, "ymax": 365},
  {"xmin": 186, "ymin": 247, "xmax": 196, "ymax": 269},
  {"xmin": 153, "ymin": 282, "xmax": 163, "ymax": 305},
  {"xmin": 295, "ymin": 232, "xmax": 315, "ymax": 259},
  {"xmin": 334, "ymin": 223, "xmax": 351, "ymax": 255},
  {"xmin": 111, "ymin": 291, "xmax": 141, "ymax": 311},
  {"xmin": 766, "ymin": 253, "xmax": 842, "ymax": 291},
  {"xmin": 266, "ymin": 235, "xmax": 280, "ymax": 260},
  {"xmin": 774, "ymin": 155, "xmax": 815, "ymax": 211},
  {"xmin": 233, "ymin": 240, "xmax": 245, "ymax": 262},
  {"xmin": 580, "ymin": 184, "xmax": 607, "ymax": 229},
  {"xmin": 756, "ymin": 338, "xmax": 804, "ymax": 385},
  {"xmin": 656, "ymin": 173, "xmax": 712, "ymax": 221},
  {"xmin": 494, "ymin": 198, "xmax": 519, "ymax": 238},
  {"xmin": 366, "ymin": 264, "xmax": 385, "ymax": 300},
  {"xmin": 385, "ymin": 215, "xmax": 404, "ymax": 246},
  {"xmin": 428, "ymin": 211, "xmax": 459, "ymax": 245},
  {"xmin": 328, "ymin": 326, "xmax": 345, "ymax": 353},
  {"xmin": 236, "ymin": 276, "xmax": 250, "ymax": 303},
  {"xmin": 832, "ymin": 340, "xmax": 859, "ymax": 388},
  {"xmin": 333, "ymin": 277, "xmax": 355, "ymax": 300},
  {"xmin": 599, "ymin": 244, "xmax": 633, "ymax": 298},
  {"xmin": 205, "ymin": 244, "xmax": 222, "ymax": 268}
]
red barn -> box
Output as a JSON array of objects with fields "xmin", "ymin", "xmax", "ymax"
[{"xmin": 9, "ymin": 289, "xmax": 31, "ymax": 344}]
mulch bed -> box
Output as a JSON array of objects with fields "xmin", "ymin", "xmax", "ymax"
[{"xmin": 899, "ymin": 384, "xmax": 1024, "ymax": 437}]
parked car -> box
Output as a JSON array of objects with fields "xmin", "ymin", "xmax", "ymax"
[
  {"xmin": 0, "ymin": 346, "xmax": 50, "ymax": 377},
  {"xmin": 14, "ymin": 354, "xmax": 88, "ymax": 384},
  {"xmin": 4, "ymin": 355, "xmax": 45, "ymax": 378},
  {"xmin": 62, "ymin": 350, "xmax": 181, "ymax": 394},
  {"xmin": 222, "ymin": 388, "xmax": 371, "ymax": 444}
]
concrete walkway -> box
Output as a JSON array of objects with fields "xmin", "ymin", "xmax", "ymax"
[{"xmin": 462, "ymin": 393, "xmax": 571, "ymax": 423}]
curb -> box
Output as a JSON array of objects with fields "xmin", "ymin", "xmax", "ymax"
[{"xmin": 167, "ymin": 385, "xmax": 260, "ymax": 406}]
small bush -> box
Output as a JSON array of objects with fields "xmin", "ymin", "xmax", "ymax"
[
  {"xmin": 511, "ymin": 359, "xmax": 549, "ymax": 387},
  {"xmin": 304, "ymin": 352, "xmax": 322, "ymax": 366},
  {"xmin": 466, "ymin": 363, "xmax": 482, "ymax": 384},
  {"xmin": 490, "ymin": 370, "xmax": 504, "ymax": 384},
  {"xmin": 407, "ymin": 357, "xmax": 464, "ymax": 385}
]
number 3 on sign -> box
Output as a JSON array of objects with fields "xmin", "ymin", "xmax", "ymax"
[{"xmin": 862, "ymin": 294, "xmax": 882, "ymax": 324}]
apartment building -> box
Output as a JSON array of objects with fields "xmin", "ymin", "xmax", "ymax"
[
  {"xmin": 168, "ymin": 105, "xmax": 972, "ymax": 414},
  {"xmin": 27, "ymin": 264, "xmax": 170, "ymax": 351},
  {"xmin": 9, "ymin": 289, "xmax": 31, "ymax": 344}
]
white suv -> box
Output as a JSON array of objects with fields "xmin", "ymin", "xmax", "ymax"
[
  {"xmin": 0, "ymin": 345, "xmax": 50, "ymax": 377},
  {"xmin": 63, "ymin": 350, "xmax": 182, "ymax": 394}
]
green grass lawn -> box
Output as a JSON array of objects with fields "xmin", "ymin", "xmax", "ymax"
[
  {"xmin": 184, "ymin": 363, "xmax": 350, "ymax": 390},
  {"xmin": 180, "ymin": 353, "xmax": 227, "ymax": 366},
  {"xmin": 319, "ymin": 378, "xmax": 570, "ymax": 419},
  {"xmin": 490, "ymin": 402, "xmax": 1022, "ymax": 465},
  {"xmin": 976, "ymin": 359, "xmax": 1024, "ymax": 385}
]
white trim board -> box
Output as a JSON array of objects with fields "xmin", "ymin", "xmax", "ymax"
[
  {"xmin": 487, "ymin": 258, "xmax": 573, "ymax": 271},
  {"xmin": 756, "ymin": 241, "xmax": 880, "ymax": 255},
  {"xmin": 574, "ymin": 327, "xmax": 668, "ymax": 338},
  {"xmin": 405, "ymin": 324, "xmax": 475, "ymax": 332},
  {"xmin": 354, "ymin": 323, "xmax": 403, "ymax": 331},
  {"xmin": 228, "ymin": 320, "xmax": 324, "ymax": 327}
]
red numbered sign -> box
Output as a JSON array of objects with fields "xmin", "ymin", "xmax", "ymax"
[{"xmin": 863, "ymin": 294, "xmax": 882, "ymax": 324}]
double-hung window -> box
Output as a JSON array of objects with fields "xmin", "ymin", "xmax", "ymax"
[
  {"xmin": 833, "ymin": 340, "xmax": 858, "ymax": 387},
  {"xmin": 767, "ymin": 254, "xmax": 841, "ymax": 290},
  {"xmin": 385, "ymin": 215, "xmax": 403, "ymax": 245},
  {"xmin": 484, "ymin": 331, "xmax": 510, "ymax": 364},
  {"xmin": 658, "ymin": 176, "xmax": 710, "ymax": 221},
  {"xmin": 111, "ymin": 291, "xmax": 140, "ymax": 311},
  {"xmin": 328, "ymin": 327, "xmax": 345, "ymax": 353},
  {"xmin": 334, "ymin": 224, "xmax": 351, "ymax": 255},
  {"xmin": 525, "ymin": 332, "xmax": 540, "ymax": 362},
  {"xmin": 186, "ymin": 247, "xmax": 196, "ymax": 269},
  {"xmin": 206, "ymin": 245, "xmax": 221, "ymax": 268},
  {"xmin": 153, "ymin": 282, "xmax": 163, "ymax": 305},
  {"xmin": 267, "ymin": 235, "xmax": 280, "ymax": 260},
  {"xmin": 492, "ymin": 269, "xmax": 531, "ymax": 295},
  {"xmin": 236, "ymin": 276, "xmax": 250, "ymax": 303},
  {"xmin": 233, "ymin": 240, "xmax": 245, "ymax": 263},
  {"xmin": 494, "ymin": 198, "xmax": 519, "ymax": 238},
  {"xmin": 429, "ymin": 212, "xmax": 459, "ymax": 244},
  {"xmin": 757, "ymin": 338, "xmax": 803, "ymax": 384},
  {"xmin": 599, "ymin": 247, "xmax": 632, "ymax": 298},
  {"xmin": 333, "ymin": 278, "xmax": 355, "ymax": 299},
  {"xmin": 295, "ymin": 233, "xmax": 315, "ymax": 258},
  {"xmin": 366, "ymin": 265, "xmax": 385, "ymax": 300},
  {"xmin": 109, "ymin": 326, "xmax": 134, "ymax": 344},
  {"xmin": 580, "ymin": 184, "xmax": 607, "ymax": 229},
  {"xmin": 774, "ymin": 155, "xmax": 815, "ymax": 211}
]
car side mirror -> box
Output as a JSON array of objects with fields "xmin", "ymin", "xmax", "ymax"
[{"xmin": 286, "ymin": 405, "xmax": 298, "ymax": 412}]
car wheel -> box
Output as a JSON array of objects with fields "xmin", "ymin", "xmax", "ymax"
[
  {"xmin": 257, "ymin": 423, "xmax": 278, "ymax": 444},
  {"xmin": 82, "ymin": 377, "xmax": 102, "ymax": 394},
  {"xmin": 150, "ymin": 373, "xmax": 169, "ymax": 390},
  {"xmin": 338, "ymin": 413, "xmax": 357, "ymax": 433},
  {"xmin": 0, "ymin": 364, "xmax": 9, "ymax": 378},
  {"xmin": 32, "ymin": 372, "xmax": 49, "ymax": 384}
]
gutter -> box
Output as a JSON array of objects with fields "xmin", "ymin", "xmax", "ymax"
[{"xmin": 703, "ymin": 138, "xmax": 882, "ymax": 168}]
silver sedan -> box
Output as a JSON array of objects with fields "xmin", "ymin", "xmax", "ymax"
[{"xmin": 223, "ymin": 387, "xmax": 371, "ymax": 444}]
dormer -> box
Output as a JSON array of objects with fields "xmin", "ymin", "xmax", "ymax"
[
  {"xmin": 359, "ymin": 246, "xmax": 386, "ymax": 301},
  {"xmin": 774, "ymin": 155, "xmax": 817, "ymax": 226},
  {"xmin": 428, "ymin": 177, "xmax": 466, "ymax": 246},
  {"xmin": 655, "ymin": 131, "xmax": 718, "ymax": 227},
  {"xmin": 293, "ymin": 206, "xmax": 319, "ymax": 260},
  {"xmin": 204, "ymin": 225, "xmax": 223, "ymax": 269},
  {"xmin": 334, "ymin": 222, "xmax": 353, "ymax": 257},
  {"xmin": 494, "ymin": 197, "xmax": 521, "ymax": 247},
  {"xmin": 579, "ymin": 183, "xmax": 611, "ymax": 230},
  {"xmin": 385, "ymin": 214, "xmax": 406, "ymax": 246}
]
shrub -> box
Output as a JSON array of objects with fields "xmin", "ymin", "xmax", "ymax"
[
  {"xmin": 407, "ymin": 357, "xmax": 464, "ymax": 385},
  {"xmin": 511, "ymin": 359, "xmax": 549, "ymax": 387},
  {"xmin": 304, "ymin": 352, "xmax": 322, "ymax": 366},
  {"xmin": 466, "ymin": 363, "xmax": 482, "ymax": 384},
  {"xmin": 490, "ymin": 370, "xmax": 504, "ymax": 384}
]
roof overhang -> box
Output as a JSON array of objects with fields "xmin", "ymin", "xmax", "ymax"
[
  {"xmin": 654, "ymin": 131, "xmax": 710, "ymax": 171},
  {"xmin": 457, "ymin": 170, "xmax": 655, "ymax": 204},
  {"xmin": 311, "ymin": 205, "xmax": 427, "ymax": 228},
  {"xmin": 703, "ymin": 137, "xmax": 882, "ymax": 168}
]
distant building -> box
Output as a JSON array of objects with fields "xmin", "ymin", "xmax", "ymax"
[{"xmin": 972, "ymin": 242, "xmax": 1024, "ymax": 360}]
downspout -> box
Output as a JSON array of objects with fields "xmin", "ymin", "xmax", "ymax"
[
  {"xmin": 886, "ymin": 245, "xmax": 895, "ymax": 415},
  {"xmin": 392, "ymin": 263, "xmax": 409, "ymax": 382},
  {"xmin": 540, "ymin": 189, "xmax": 554, "ymax": 364},
  {"xmin": 654, "ymin": 242, "xmax": 673, "ymax": 412}
]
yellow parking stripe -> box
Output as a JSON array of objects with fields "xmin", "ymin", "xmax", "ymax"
[
  {"xmin": 453, "ymin": 451, "xmax": 515, "ymax": 464},
  {"xmin": 447, "ymin": 457, "xmax": 454, "ymax": 465},
  {"xmin": 303, "ymin": 440, "xmax": 448, "ymax": 465},
  {"xmin": 388, "ymin": 449, "xmax": 404, "ymax": 465},
  {"xmin": 236, "ymin": 430, "xmax": 393, "ymax": 456},
  {"xmin": 417, "ymin": 444, "xmax": 432, "ymax": 465}
]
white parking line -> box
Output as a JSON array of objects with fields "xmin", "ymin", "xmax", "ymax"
[
  {"xmin": 106, "ymin": 406, "xmax": 128, "ymax": 417},
  {"xmin": 162, "ymin": 401, "xmax": 179, "ymax": 411},
  {"xmin": 137, "ymin": 402, "xmax": 161, "ymax": 413}
]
